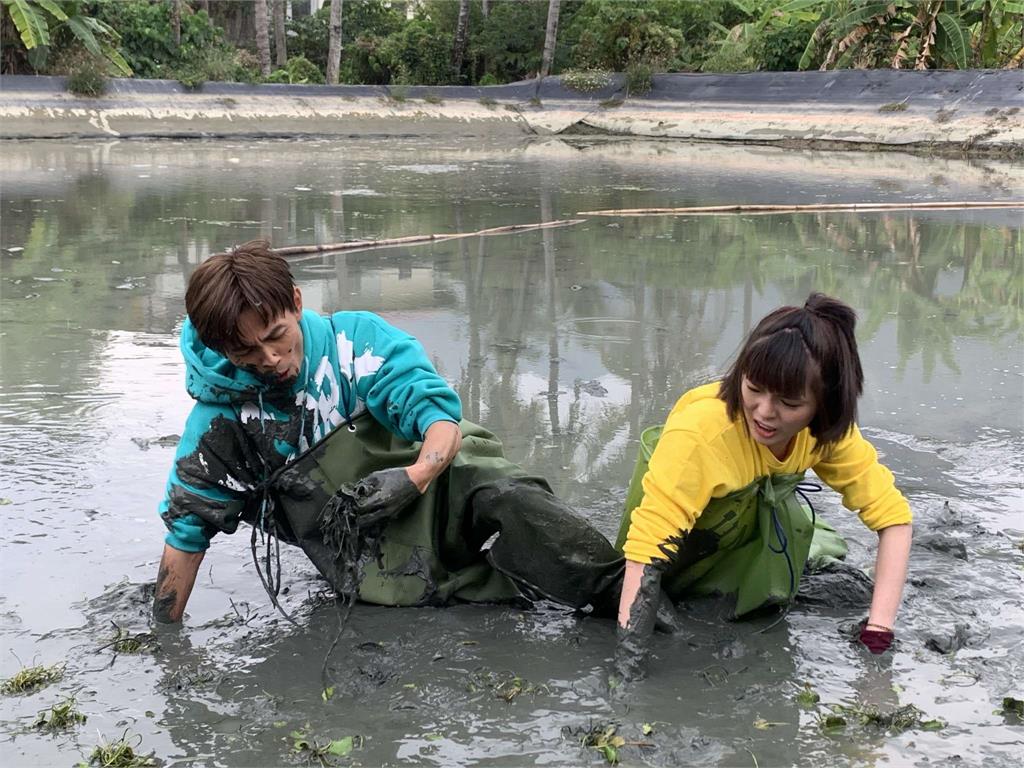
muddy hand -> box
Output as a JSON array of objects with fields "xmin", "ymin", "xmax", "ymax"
[{"xmin": 340, "ymin": 468, "xmax": 421, "ymax": 530}]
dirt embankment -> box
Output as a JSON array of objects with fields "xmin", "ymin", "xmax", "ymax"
[{"xmin": 1, "ymin": 70, "xmax": 1020, "ymax": 156}]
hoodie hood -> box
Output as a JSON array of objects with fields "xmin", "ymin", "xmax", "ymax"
[{"xmin": 181, "ymin": 311, "xmax": 328, "ymax": 404}]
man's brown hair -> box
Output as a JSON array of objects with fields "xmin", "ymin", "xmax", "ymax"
[
  {"xmin": 718, "ymin": 292, "xmax": 864, "ymax": 449},
  {"xmin": 185, "ymin": 240, "xmax": 298, "ymax": 353}
]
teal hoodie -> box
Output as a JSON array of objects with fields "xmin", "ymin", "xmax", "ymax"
[{"xmin": 159, "ymin": 309, "xmax": 461, "ymax": 552}]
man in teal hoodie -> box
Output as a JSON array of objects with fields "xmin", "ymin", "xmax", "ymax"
[{"xmin": 154, "ymin": 241, "xmax": 624, "ymax": 623}]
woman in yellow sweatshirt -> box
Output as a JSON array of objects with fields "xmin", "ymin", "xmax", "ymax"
[{"xmin": 616, "ymin": 293, "xmax": 912, "ymax": 675}]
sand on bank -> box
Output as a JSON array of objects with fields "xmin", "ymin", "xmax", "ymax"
[{"xmin": 1, "ymin": 71, "xmax": 1020, "ymax": 156}]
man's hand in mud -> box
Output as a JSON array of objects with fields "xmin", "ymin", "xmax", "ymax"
[{"xmin": 339, "ymin": 468, "xmax": 421, "ymax": 530}]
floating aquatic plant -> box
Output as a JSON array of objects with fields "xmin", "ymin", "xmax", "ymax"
[
  {"xmin": 1000, "ymin": 697, "xmax": 1024, "ymax": 718},
  {"xmin": 825, "ymin": 703, "xmax": 944, "ymax": 733},
  {"xmin": 34, "ymin": 696, "xmax": 87, "ymax": 731},
  {"xmin": 79, "ymin": 732, "xmax": 156, "ymax": 767},
  {"xmin": 290, "ymin": 727, "xmax": 361, "ymax": 766},
  {"xmin": 467, "ymin": 670, "xmax": 548, "ymax": 702},
  {"xmin": 1, "ymin": 663, "xmax": 64, "ymax": 695},
  {"xmin": 795, "ymin": 683, "xmax": 821, "ymax": 708},
  {"xmin": 101, "ymin": 624, "xmax": 158, "ymax": 655},
  {"xmin": 564, "ymin": 723, "xmax": 653, "ymax": 766}
]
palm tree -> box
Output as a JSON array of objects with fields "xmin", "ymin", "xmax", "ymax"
[
  {"xmin": 255, "ymin": 0, "xmax": 271, "ymax": 77},
  {"xmin": 169, "ymin": 0, "xmax": 181, "ymax": 49},
  {"xmin": 452, "ymin": 0, "xmax": 470, "ymax": 82},
  {"xmin": 326, "ymin": 0, "xmax": 343, "ymax": 84},
  {"xmin": 540, "ymin": 0, "xmax": 561, "ymax": 78},
  {"xmin": 273, "ymin": 0, "xmax": 287, "ymax": 67}
]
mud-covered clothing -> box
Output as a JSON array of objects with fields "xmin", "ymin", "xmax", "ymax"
[
  {"xmin": 160, "ymin": 309, "xmax": 461, "ymax": 553},
  {"xmin": 623, "ymin": 383, "xmax": 912, "ymax": 566},
  {"xmin": 274, "ymin": 413, "xmax": 623, "ymax": 608}
]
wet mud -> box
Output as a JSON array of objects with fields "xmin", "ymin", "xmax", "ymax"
[{"xmin": 1, "ymin": 136, "xmax": 1021, "ymax": 767}]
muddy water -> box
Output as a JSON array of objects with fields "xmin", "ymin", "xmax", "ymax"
[{"xmin": 1, "ymin": 137, "xmax": 1021, "ymax": 767}]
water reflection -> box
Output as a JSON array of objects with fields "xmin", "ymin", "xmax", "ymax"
[{"xmin": 0, "ymin": 138, "xmax": 1021, "ymax": 766}]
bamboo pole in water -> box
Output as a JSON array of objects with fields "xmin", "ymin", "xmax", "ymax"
[
  {"xmin": 575, "ymin": 202, "xmax": 1024, "ymax": 217},
  {"xmin": 273, "ymin": 219, "xmax": 586, "ymax": 260}
]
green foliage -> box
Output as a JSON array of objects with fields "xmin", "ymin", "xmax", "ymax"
[
  {"xmin": 565, "ymin": 0, "xmax": 683, "ymax": 71},
  {"xmin": 469, "ymin": 0, "xmax": 548, "ymax": 83},
  {"xmin": 290, "ymin": 727, "xmax": 361, "ymax": 765},
  {"xmin": 286, "ymin": 0, "xmax": 404, "ymax": 75},
  {"xmin": 66, "ymin": 57, "xmax": 107, "ymax": 95},
  {"xmin": 625, "ymin": 61, "xmax": 652, "ymax": 95},
  {"xmin": 3, "ymin": 0, "xmax": 131, "ymax": 75},
  {"xmin": 377, "ymin": 18, "xmax": 452, "ymax": 85},
  {"xmin": 562, "ymin": 67, "xmax": 612, "ymax": 92},
  {"xmin": 90, "ymin": 0, "xmax": 227, "ymax": 80},
  {"xmin": 266, "ymin": 55, "xmax": 325, "ymax": 85}
]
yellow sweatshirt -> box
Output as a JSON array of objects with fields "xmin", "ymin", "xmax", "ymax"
[{"xmin": 623, "ymin": 383, "xmax": 912, "ymax": 564}]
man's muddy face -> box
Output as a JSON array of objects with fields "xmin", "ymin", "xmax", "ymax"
[{"xmin": 224, "ymin": 287, "xmax": 304, "ymax": 385}]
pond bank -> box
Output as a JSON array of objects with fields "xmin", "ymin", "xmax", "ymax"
[{"xmin": 1, "ymin": 70, "xmax": 1021, "ymax": 156}]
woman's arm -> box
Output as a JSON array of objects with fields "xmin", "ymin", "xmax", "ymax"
[{"xmin": 867, "ymin": 522, "xmax": 912, "ymax": 629}]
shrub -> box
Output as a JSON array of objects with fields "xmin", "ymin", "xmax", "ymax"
[
  {"xmin": 565, "ymin": 0, "xmax": 682, "ymax": 72},
  {"xmin": 561, "ymin": 68, "xmax": 611, "ymax": 92},
  {"xmin": 67, "ymin": 60, "xmax": 108, "ymax": 97},
  {"xmin": 478, "ymin": 73, "xmax": 499, "ymax": 86},
  {"xmin": 625, "ymin": 62, "xmax": 652, "ymax": 96},
  {"xmin": 92, "ymin": 0, "xmax": 232, "ymax": 80}
]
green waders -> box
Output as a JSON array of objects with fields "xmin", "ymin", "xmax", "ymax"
[
  {"xmin": 615, "ymin": 426, "xmax": 847, "ymax": 618},
  {"xmin": 265, "ymin": 413, "xmax": 624, "ymax": 610}
]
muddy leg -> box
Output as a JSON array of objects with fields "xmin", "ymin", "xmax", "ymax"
[{"xmin": 469, "ymin": 479, "xmax": 624, "ymax": 612}]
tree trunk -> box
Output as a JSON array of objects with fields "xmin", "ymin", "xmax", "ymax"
[
  {"xmin": 255, "ymin": 0, "xmax": 272, "ymax": 77},
  {"xmin": 326, "ymin": 0, "xmax": 343, "ymax": 84},
  {"xmin": 198, "ymin": 0, "xmax": 209, "ymax": 14},
  {"xmin": 540, "ymin": 0, "xmax": 561, "ymax": 79},
  {"xmin": 273, "ymin": 0, "xmax": 288, "ymax": 67},
  {"xmin": 482, "ymin": 0, "xmax": 490, "ymax": 18},
  {"xmin": 451, "ymin": 0, "xmax": 470, "ymax": 82},
  {"xmin": 169, "ymin": 0, "xmax": 181, "ymax": 49}
]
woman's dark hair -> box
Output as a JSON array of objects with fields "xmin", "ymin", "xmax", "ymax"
[
  {"xmin": 718, "ymin": 292, "xmax": 864, "ymax": 449},
  {"xmin": 185, "ymin": 240, "xmax": 298, "ymax": 353}
]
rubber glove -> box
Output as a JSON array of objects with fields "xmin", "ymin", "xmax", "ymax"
[
  {"xmin": 338, "ymin": 468, "xmax": 421, "ymax": 530},
  {"xmin": 858, "ymin": 621, "xmax": 895, "ymax": 654}
]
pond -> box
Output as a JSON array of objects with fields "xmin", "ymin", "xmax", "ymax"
[{"xmin": 1, "ymin": 137, "xmax": 1021, "ymax": 767}]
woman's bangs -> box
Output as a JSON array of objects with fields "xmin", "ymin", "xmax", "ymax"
[{"xmin": 743, "ymin": 330, "xmax": 814, "ymax": 399}]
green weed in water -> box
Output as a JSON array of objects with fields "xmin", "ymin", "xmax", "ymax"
[
  {"xmin": 467, "ymin": 670, "xmax": 548, "ymax": 702},
  {"xmin": 290, "ymin": 727, "xmax": 361, "ymax": 766},
  {"xmin": 1000, "ymin": 696, "xmax": 1024, "ymax": 718},
  {"xmin": 103, "ymin": 624, "xmax": 158, "ymax": 655},
  {"xmin": 80, "ymin": 732, "xmax": 155, "ymax": 767},
  {"xmin": 599, "ymin": 97, "xmax": 624, "ymax": 109},
  {"xmin": 826, "ymin": 703, "xmax": 945, "ymax": 734},
  {"xmin": 423, "ymin": 93, "xmax": 443, "ymax": 105},
  {"xmin": 878, "ymin": 101, "xmax": 909, "ymax": 112},
  {"xmin": 795, "ymin": 683, "xmax": 821, "ymax": 708},
  {"xmin": 1, "ymin": 663, "xmax": 64, "ymax": 694},
  {"xmin": 478, "ymin": 96, "xmax": 498, "ymax": 108},
  {"xmin": 34, "ymin": 696, "xmax": 87, "ymax": 731},
  {"xmin": 564, "ymin": 723, "xmax": 653, "ymax": 765}
]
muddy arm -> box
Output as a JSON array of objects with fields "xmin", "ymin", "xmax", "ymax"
[
  {"xmin": 614, "ymin": 560, "xmax": 661, "ymax": 681},
  {"xmin": 406, "ymin": 420, "xmax": 462, "ymax": 493},
  {"xmin": 153, "ymin": 543, "xmax": 205, "ymax": 624}
]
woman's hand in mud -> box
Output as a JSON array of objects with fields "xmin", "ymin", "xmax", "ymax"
[{"xmin": 858, "ymin": 622, "xmax": 895, "ymax": 654}]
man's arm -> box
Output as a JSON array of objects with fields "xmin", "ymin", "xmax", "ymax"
[
  {"xmin": 153, "ymin": 543, "xmax": 205, "ymax": 624},
  {"xmin": 405, "ymin": 420, "xmax": 462, "ymax": 493}
]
